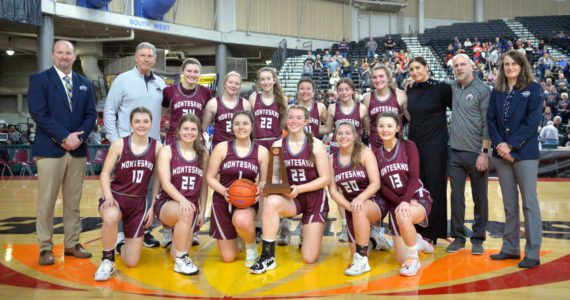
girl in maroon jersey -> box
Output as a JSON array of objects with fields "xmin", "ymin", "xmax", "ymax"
[
  {"xmin": 154, "ymin": 114, "xmax": 209, "ymax": 276},
  {"xmin": 325, "ymin": 78, "xmax": 369, "ymax": 242},
  {"xmin": 375, "ymin": 111, "xmax": 434, "ymax": 277},
  {"xmin": 250, "ymin": 105, "xmax": 330, "ymax": 275},
  {"xmin": 202, "ymin": 71, "xmax": 252, "ymax": 150},
  {"xmin": 363, "ymin": 64, "xmax": 409, "ymax": 149},
  {"xmin": 276, "ymin": 78, "xmax": 331, "ymax": 246},
  {"xmin": 329, "ymin": 122, "xmax": 391, "ymax": 276},
  {"xmin": 162, "ymin": 58, "xmax": 212, "ymax": 146},
  {"xmin": 95, "ymin": 107, "xmax": 163, "ymax": 281},
  {"xmin": 206, "ymin": 111, "xmax": 269, "ymax": 268},
  {"xmin": 295, "ymin": 77, "xmax": 331, "ymax": 137},
  {"xmin": 250, "ymin": 67, "xmax": 287, "ymax": 149}
]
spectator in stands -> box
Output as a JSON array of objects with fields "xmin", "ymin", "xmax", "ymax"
[
  {"xmin": 558, "ymin": 97, "xmax": 570, "ymax": 124},
  {"xmin": 538, "ymin": 53, "xmax": 554, "ymax": 76},
  {"xmin": 339, "ymin": 38, "xmax": 349, "ymax": 58},
  {"xmin": 539, "ymin": 120, "xmax": 559, "ymax": 147},
  {"xmin": 366, "ymin": 37, "xmax": 378, "ymax": 60},
  {"xmin": 473, "ymin": 42, "xmax": 483, "ymax": 65},
  {"xmin": 330, "ymin": 71, "xmax": 341, "ymax": 88},
  {"xmin": 323, "ymin": 49, "xmax": 332, "ymax": 69},
  {"xmin": 553, "ymin": 115, "xmax": 564, "ymax": 137},
  {"xmin": 361, "ymin": 58, "xmax": 370, "ymax": 86},
  {"xmin": 555, "ymin": 73, "xmax": 568, "ymax": 88},
  {"xmin": 556, "ymin": 31, "xmax": 568, "ymax": 39},
  {"xmin": 305, "ymin": 51, "xmax": 315, "ymax": 64},
  {"xmin": 27, "ymin": 123, "xmax": 36, "ymax": 144},
  {"xmin": 560, "ymin": 130, "xmax": 570, "ymax": 147},
  {"xmin": 463, "ymin": 38, "xmax": 472, "ymax": 48},
  {"xmin": 328, "ymin": 56, "xmax": 340, "ymax": 76},
  {"xmin": 7, "ymin": 125, "xmax": 21, "ymax": 145},
  {"xmin": 314, "ymin": 56, "xmax": 324, "ymax": 72},
  {"xmin": 542, "ymin": 107, "xmax": 554, "ymax": 127},
  {"xmin": 489, "ymin": 47, "xmax": 500, "ymax": 68},
  {"xmin": 89, "ymin": 125, "xmax": 102, "ymax": 144},
  {"xmin": 334, "ymin": 51, "xmax": 344, "ymax": 64},
  {"xmin": 453, "ymin": 36, "xmax": 461, "ymax": 51},
  {"xmin": 384, "ymin": 35, "xmax": 395, "ymax": 57},
  {"xmin": 341, "ymin": 58, "xmax": 351, "ymax": 78},
  {"xmin": 303, "ymin": 59, "xmax": 314, "ymax": 77}
]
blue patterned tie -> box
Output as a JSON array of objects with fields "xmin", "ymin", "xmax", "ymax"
[
  {"xmin": 503, "ymin": 89, "xmax": 513, "ymax": 123},
  {"xmin": 63, "ymin": 75, "xmax": 73, "ymax": 111}
]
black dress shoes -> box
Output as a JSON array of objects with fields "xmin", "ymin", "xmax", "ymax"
[
  {"xmin": 518, "ymin": 257, "xmax": 540, "ymax": 268},
  {"xmin": 490, "ymin": 252, "xmax": 521, "ymax": 260}
]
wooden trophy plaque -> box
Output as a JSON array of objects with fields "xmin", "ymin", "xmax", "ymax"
[{"xmin": 263, "ymin": 147, "xmax": 291, "ymax": 196}]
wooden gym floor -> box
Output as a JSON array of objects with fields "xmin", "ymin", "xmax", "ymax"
[{"xmin": 0, "ymin": 177, "xmax": 568, "ymax": 299}]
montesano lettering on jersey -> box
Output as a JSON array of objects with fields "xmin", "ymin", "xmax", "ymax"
[
  {"xmin": 285, "ymin": 159, "xmax": 314, "ymax": 168},
  {"xmin": 222, "ymin": 160, "xmax": 259, "ymax": 173},
  {"xmin": 218, "ymin": 113, "xmax": 233, "ymax": 121},
  {"xmin": 173, "ymin": 101, "xmax": 203, "ymax": 110},
  {"xmin": 335, "ymin": 118, "xmax": 360, "ymax": 128},
  {"xmin": 335, "ymin": 170, "xmax": 366, "ymax": 182},
  {"xmin": 120, "ymin": 160, "xmax": 154, "ymax": 171},
  {"xmin": 254, "ymin": 109, "xmax": 279, "ymax": 118},
  {"xmin": 172, "ymin": 165, "xmax": 204, "ymax": 176},
  {"xmin": 370, "ymin": 105, "xmax": 399, "ymax": 115},
  {"xmin": 380, "ymin": 163, "xmax": 409, "ymax": 177}
]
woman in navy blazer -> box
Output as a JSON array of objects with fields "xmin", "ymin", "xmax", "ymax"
[{"xmin": 487, "ymin": 50, "xmax": 542, "ymax": 268}]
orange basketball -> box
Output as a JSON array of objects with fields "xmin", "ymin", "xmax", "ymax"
[{"xmin": 227, "ymin": 179, "xmax": 257, "ymax": 208}]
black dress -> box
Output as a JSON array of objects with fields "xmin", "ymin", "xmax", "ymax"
[{"xmin": 406, "ymin": 79, "xmax": 453, "ymax": 242}]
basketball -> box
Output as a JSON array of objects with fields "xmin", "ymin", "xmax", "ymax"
[{"xmin": 227, "ymin": 179, "xmax": 257, "ymax": 208}]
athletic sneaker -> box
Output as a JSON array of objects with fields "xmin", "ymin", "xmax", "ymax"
[
  {"xmin": 445, "ymin": 239, "xmax": 465, "ymax": 253},
  {"xmin": 345, "ymin": 253, "xmax": 371, "ymax": 276},
  {"xmin": 250, "ymin": 256, "xmax": 276, "ymax": 274},
  {"xmin": 94, "ymin": 259, "xmax": 115, "ymax": 281},
  {"xmin": 245, "ymin": 247, "xmax": 258, "ymax": 268},
  {"xmin": 338, "ymin": 225, "xmax": 348, "ymax": 242},
  {"xmin": 143, "ymin": 232, "xmax": 160, "ymax": 248},
  {"xmin": 399, "ymin": 257, "xmax": 421, "ymax": 277},
  {"xmin": 192, "ymin": 235, "xmax": 200, "ymax": 246},
  {"xmin": 370, "ymin": 226, "xmax": 393, "ymax": 251},
  {"xmin": 161, "ymin": 229, "xmax": 172, "ymax": 248},
  {"xmin": 174, "ymin": 254, "xmax": 199, "ymax": 275},
  {"xmin": 277, "ymin": 226, "xmax": 291, "ymax": 246},
  {"xmin": 472, "ymin": 243, "xmax": 485, "ymax": 255}
]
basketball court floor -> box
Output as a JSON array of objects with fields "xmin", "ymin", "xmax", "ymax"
[{"xmin": 0, "ymin": 177, "xmax": 568, "ymax": 299}]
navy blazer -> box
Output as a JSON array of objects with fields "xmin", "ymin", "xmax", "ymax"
[
  {"xmin": 27, "ymin": 67, "xmax": 97, "ymax": 158},
  {"xmin": 487, "ymin": 82, "xmax": 542, "ymax": 161}
]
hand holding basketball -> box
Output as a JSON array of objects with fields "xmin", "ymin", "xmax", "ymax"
[{"xmin": 227, "ymin": 179, "xmax": 258, "ymax": 208}]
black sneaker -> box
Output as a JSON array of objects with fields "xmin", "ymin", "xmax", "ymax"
[
  {"xmin": 445, "ymin": 239, "xmax": 465, "ymax": 253},
  {"xmin": 143, "ymin": 232, "xmax": 160, "ymax": 248},
  {"xmin": 250, "ymin": 256, "xmax": 276, "ymax": 274}
]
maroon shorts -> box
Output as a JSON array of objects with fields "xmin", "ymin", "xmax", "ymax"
[
  {"xmin": 345, "ymin": 196, "xmax": 390, "ymax": 243},
  {"xmin": 254, "ymin": 137, "xmax": 280, "ymax": 150},
  {"xmin": 293, "ymin": 189, "xmax": 329, "ymax": 225},
  {"xmin": 209, "ymin": 192, "xmax": 259, "ymax": 240},
  {"xmin": 388, "ymin": 187, "xmax": 432, "ymax": 236},
  {"xmin": 154, "ymin": 196, "xmax": 202, "ymax": 233},
  {"xmin": 99, "ymin": 194, "xmax": 147, "ymax": 239}
]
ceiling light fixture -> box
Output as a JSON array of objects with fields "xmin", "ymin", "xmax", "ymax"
[{"xmin": 6, "ymin": 49, "xmax": 15, "ymax": 56}]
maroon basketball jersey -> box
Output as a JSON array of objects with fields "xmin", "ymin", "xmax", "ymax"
[
  {"xmin": 253, "ymin": 93, "xmax": 281, "ymax": 139},
  {"xmin": 218, "ymin": 140, "xmax": 260, "ymax": 189},
  {"xmin": 111, "ymin": 137, "xmax": 157, "ymax": 197},
  {"xmin": 332, "ymin": 102, "xmax": 362, "ymax": 142},
  {"xmin": 369, "ymin": 91, "xmax": 402, "ymax": 148},
  {"xmin": 162, "ymin": 83, "xmax": 212, "ymax": 145},
  {"xmin": 302, "ymin": 101, "xmax": 320, "ymax": 137},
  {"xmin": 212, "ymin": 96, "xmax": 245, "ymax": 147},
  {"xmin": 332, "ymin": 152, "xmax": 370, "ymax": 202},
  {"xmin": 282, "ymin": 137, "xmax": 319, "ymax": 185},
  {"xmin": 375, "ymin": 140, "xmax": 424, "ymax": 205},
  {"xmin": 157, "ymin": 143, "xmax": 204, "ymax": 203}
]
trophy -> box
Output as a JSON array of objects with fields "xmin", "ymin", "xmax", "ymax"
[{"xmin": 263, "ymin": 147, "xmax": 291, "ymax": 196}]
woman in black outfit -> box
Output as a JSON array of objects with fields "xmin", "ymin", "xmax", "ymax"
[{"xmin": 406, "ymin": 56, "xmax": 452, "ymax": 244}]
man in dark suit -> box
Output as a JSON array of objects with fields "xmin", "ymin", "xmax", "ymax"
[{"xmin": 28, "ymin": 40, "xmax": 97, "ymax": 265}]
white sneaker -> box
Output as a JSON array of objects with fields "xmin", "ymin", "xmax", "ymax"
[
  {"xmin": 245, "ymin": 247, "xmax": 258, "ymax": 267},
  {"xmin": 161, "ymin": 228, "xmax": 172, "ymax": 248},
  {"xmin": 370, "ymin": 226, "xmax": 393, "ymax": 251},
  {"xmin": 174, "ymin": 254, "xmax": 199, "ymax": 275},
  {"xmin": 94, "ymin": 259, "xmax": 115, "ymax": 281},
  {"xmin": 399, "ymin": 257, "xmax": 421, "ymax": 277},
  {"xmin": 344, "ymin": 253, "xmax": 371, "ymax": 276},
  {"xmin": 338, "ymin": 225, "xmax": 348, "ymax": 242}
]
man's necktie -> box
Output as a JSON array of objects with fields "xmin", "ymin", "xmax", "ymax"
[{"xmin": 63, "ymin": 75, "xmax": 73, "ymax": 111}]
